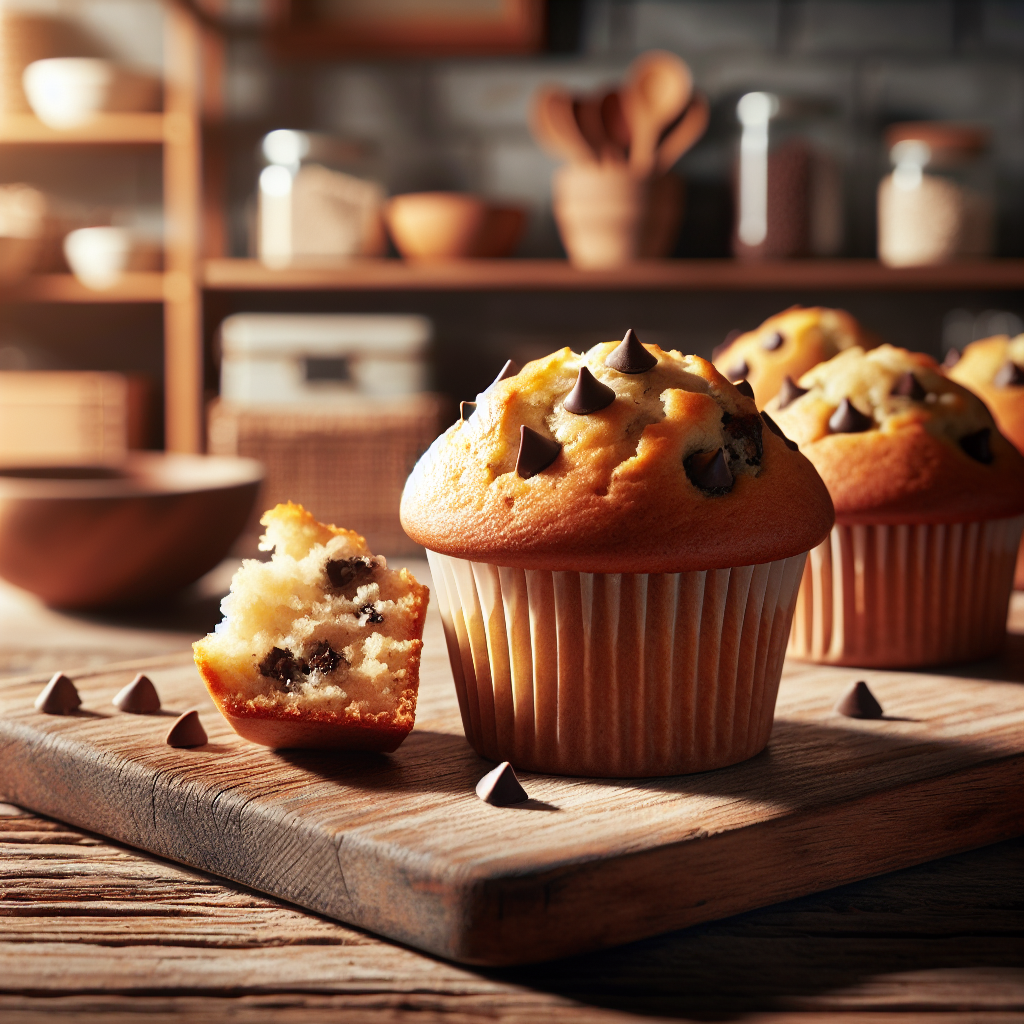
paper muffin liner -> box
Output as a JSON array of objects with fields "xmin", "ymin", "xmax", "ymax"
[
  {"xmin": 788, "ymin": 515, "xmax": 1024, "ymax": 668},
  {"xmin": 426, "ymin": 550, "xmax": 807, "ymax": 777}
]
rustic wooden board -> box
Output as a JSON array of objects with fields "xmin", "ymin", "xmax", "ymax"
[{"xmin": 0, "ymin": 611, "xmax": 1020, "ymax": 967}]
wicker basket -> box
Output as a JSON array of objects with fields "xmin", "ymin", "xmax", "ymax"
[{"xmin": 207, "ymin": 396, "xmax": 447, "ymax": 555}]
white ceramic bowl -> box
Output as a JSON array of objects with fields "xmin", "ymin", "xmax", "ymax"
[
  {"xmin": 23, "ymin": 58, "xmax": 159, "ymax": 129},
  {"xmin": 63, "ymin": 227, "xmax": 132, "ymax": 290}
]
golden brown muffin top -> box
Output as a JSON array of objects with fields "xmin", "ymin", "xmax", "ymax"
[
  {"xmin": 946, "ymin": 334, "xmax": 1024, "ymax": 454},
  {"xmin": 401, "ymin": 333, "xmax": 834, "ymax": 573},
  {"xmin": 713, "ymin": 305, "xmax": 881, "ymax": 408},
  {"xmin": 768, "ymin": 344, "xmax": 1024, "ymax": 524}
]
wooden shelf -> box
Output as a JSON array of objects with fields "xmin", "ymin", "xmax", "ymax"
[
  {"xmin": 203, "ymin": 257, "xmax": 1024, "ymax": 293},
  {"xmin": 1, "ymin": 273, "xmax": 167, "ymax": 303},
  {"xmin": 0, "ymin": 112, "xmax": 169, "ymax": 144}
]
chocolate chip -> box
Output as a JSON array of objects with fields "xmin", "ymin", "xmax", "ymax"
[
  {"xmin": 993, "ymin": 360, "xmax": 1024, "ymax": 387},
  {"xmin": 776, "ymin": 376, "xmax": 808, "ymax": 409},
  {"xmin": 712, "ymin": 329, "xmax": 742, "ymax": 361},
  {"xmin": 761, "ymin": 331, "xmax": 784, "ymax": 351},
  {"xmin": 685, "ymin": 448, "xmax": 734, "ymax": 494},
  {"xmin": 942, "ymin": 347, "xmax": 961, "ymax": 368},
  {"xmin": 891, "ymin": 372, "xmax": 926, "ymax": 400},
  {"xmin": 564, "ymin": 366, "xmax": 615, "ymax": 415},
  {"xmin": 489, "ymin": 359, "xmax": 520, "ymax": 388},
  {"xmin": 733, "ymin": 378, "xmax": 755, "ymax": 399},
  {"xmin": 828, "ymin": 398, "xmax": 873, "ymax": 434},
  {"xmin": 112, "ymin": 673, "xmax": 161, "ymax": 714},
  {"xmin": 515, "ymin": 425, "xmax": 561, "ymax": 478},
  {"xmin": 259, "ymin": 647, "xmax": 307, "ymax": 689},
  {"xmin": 761, "ymin": 410, "xmax": 798, "ymax": 450},
  {"xmin": 722, "ymin": 411, "xmax": 764, "ymax": 466},
  {"xmin": 460, "ymin": 401, "xmax": 477, "ymax": 421},
  {"xmin": 476, "ymin": 761, "xmax": 528, "ymax": 806},
  {"xmin": 325, "ymin": 556, "xmax": 376, "ymax": 592},
  {"xmin": 726, "ymin": 360, "xmax": 749, "ymax": 382},
  {"xmin": 959, "ymin": 427, "xmax": 993, "ymax": 464},
  {"xmin": 165, "ymin": 710, "xmax": 208, "ymax": 748},
  {"xmin": 360, "ymin": 604, "xmax": 385, "ymax": 625},
  {"xmin": 307, "ymin": 641, "xmax": 342, "ymax": 675},
  {"xmin": 34, "ymin": 672, "xmax": 80, "ymax": 715},
  {"xmin": 605, "ymin": 328, "xmax": 657, "ymax": 373},
  {"xmin": 835, "ymin": 680, "xmax": 883, "ymax": 719}
]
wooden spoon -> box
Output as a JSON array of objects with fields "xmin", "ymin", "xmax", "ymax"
[
  {"xmin": 622, "ymin": 50, "xmax": 692, "ymax": 177},
  {"xmin": 599, "ymin": 90, "xmax": 630, "ymax": 159},
  {"xmin": 529, "ymin": 86, "xmax": 597, "ymax": 164},
  {"xmin": 655, "ymin": 91, "xmax": 710, "ymax": 173},
  {"xmin": 573, "ymin": 94, "xmax": 621, "ymax": 164}
]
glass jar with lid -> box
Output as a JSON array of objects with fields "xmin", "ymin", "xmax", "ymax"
[{"xmin": 877, "ymin": 122, "xmax": 994, "ymax": 267}]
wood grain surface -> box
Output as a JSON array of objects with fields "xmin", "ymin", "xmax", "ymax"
[{"xmin": 0, "ymin": 573, "xmax": 1020, "ymax": 966}]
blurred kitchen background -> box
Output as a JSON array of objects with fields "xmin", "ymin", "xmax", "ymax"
[{"xmin": 0, "ymin": 0, "xmax": 1021, "ymax": 561}]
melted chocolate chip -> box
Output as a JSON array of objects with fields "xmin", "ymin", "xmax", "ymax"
[
  {"xmin": 960, "ymin": 427, "xmax": 993, "ymax": 464},
  {"xmin": 835, "ymin": 680, "xmax": 883, "ymax": 720},
  {"xmin": 112, "ymin": 673, "xmax": 161, "ymax": 714},
  {"xmin": 761, "ymin": 330, "xmax": 784, "ymax": 351},
  {"xmin": 515, "ymin": 425, "xmax": 562, "ymax": 478},
  {"xmin": 761, "ymin": 410, "xmax": 799, "ymax": 450},
  {"xmin": 476, "ymin": 761, "xmax": 528, "ymax": 806},
  {"xmin": 722, "ymin": 411, "xmax": 764, "ymax": 466},
  {"xmin": 259, "ymin": 647, "xmax": 307, "ymax": 690},
  {"xmin": 942, "ymin": 347, "xmax": 961, "ymax": 368},
  {"xmin": 828, "ymin": 398, "xmax": 873, "ymax": 434},
  {"xmin": 34, "ymin": 672, "xmax": 80, "ymax": 714},
  {"xmin": 307, "ymin": 640, "xmax": 343, "ymax": 675},
  {"xmin": 564, "ymin": 366, "xmax": 616, "ymax": 415},
  {"xmin": 685, "ymin": 448, "xmax": 734, "ymax": 494},
  {"xmin": 165, "ymin": 710, "xmax": 208, "ymax": 748},
  {"xmin": 993, "ymin": 360, "xmax": 1024, "ymax": 387},
  {"xmin": 733, "ymin": 379, "xmax": 755, "ymax": 399},
  {"xmin": 891, "ymin": 372, "xmax": 926, "ymax": 400},
  {"xmin": 460, "ymin": 401, "xmax": 477, "ymax": 421},
  {"xmin": 489, "ymin": 359, "xmax": 521, "ymax": 388},
  {"xmin": 325, "ymin": 556, "xmax": 376, "ymax": 592},
  {"xmin": 776, "ymin": 375, "xmax": 808, "ymax": 409},
  {"xmin": 605, "ymin": 329, "xmax": 657, "ymax": 373},
  {"xmin": 726, "ymin": 359, "xmax": 749, "ymax": 382},
  {"xmin": 360, "ymin": 604, "xmax": 385, "ymax": 625},
  {"xmin": 712, "ymin": 329, "xmax": 742, "ymax": 361}
]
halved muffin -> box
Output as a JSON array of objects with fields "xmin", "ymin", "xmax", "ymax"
[{"xmin": 194, "ymin": 502, "xmax": 429, "ymax": 751}]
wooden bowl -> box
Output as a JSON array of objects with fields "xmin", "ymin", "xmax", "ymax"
[
  {"xmin": 0, "ymin": 453, "xmax": 262, "ymax": 609},
  {"xmin": 385, "ymin": 192, "xmax": 525, "ymax": 259}
]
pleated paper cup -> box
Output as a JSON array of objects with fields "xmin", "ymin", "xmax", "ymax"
[
  {"xmin": 427, "ymin": 550, "xmax": 807, "ymax": 778},
  {"xmin": 789, "ymin": 515, "xmax": 1024, "ymax": 668}
]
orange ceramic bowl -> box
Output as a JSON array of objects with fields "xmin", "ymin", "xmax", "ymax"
[{"xmin": 385, "ymin": 192, "xmax": 524, "ymax": 260}]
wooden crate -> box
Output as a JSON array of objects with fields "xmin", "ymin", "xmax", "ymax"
[{"xmin": 207, "ymin": 395, "xmax": 446, "ymax": 554}]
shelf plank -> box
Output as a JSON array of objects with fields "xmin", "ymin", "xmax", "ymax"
[
  {"xmin": 0, "ymin": 112, "xmax": 166, "ymax": 144},
  {"xmin": 203, "ymin": 257, "xmax": 1024, "ymax": 293},
  {"xmin": 0, "ymin": 273, "xmax": 166, "ymax": 303}
]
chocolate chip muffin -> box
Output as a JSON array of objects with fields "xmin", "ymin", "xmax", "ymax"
[
  {"xmin": 712, "ymin": 305, "xmax": 881, "ymax": 407},
  {"xmin": 768, "ymin": 344, "xmax": 1024, "ymax": 667},
  {"xmin": 194, "ymin": 502, "xmax": 429, "ymax": 750},
  {"xmin": 402, "ymin": 331, "xmax": 834, "ymax": 777}
]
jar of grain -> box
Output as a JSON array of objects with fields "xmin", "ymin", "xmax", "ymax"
[{"xmin": 877, "ymin": 122, "xmax": 994, "ymax": 268}]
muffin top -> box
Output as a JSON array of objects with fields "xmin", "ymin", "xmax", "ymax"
[
  {"xmin": 401, "ymin": 332, "xmax": 834, "ymax": 573},
  {"xmin": 767, "ymin": 344, "xmax": 1024, "ymax": 524},
  {"xmin": 946, "ymin": 334, "xmax": 1024, "ymax": 455},
  {"xmin": 713, "ymin": 305, "xmax": 881, "ymax": 407}
]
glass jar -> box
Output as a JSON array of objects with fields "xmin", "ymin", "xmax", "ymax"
[{"xmin": 877, "ymin": 122, "xmax": 994, "ymax": 267}]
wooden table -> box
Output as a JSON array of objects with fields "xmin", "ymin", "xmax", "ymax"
[{"xmin": 1, "ymin": 563, "xmax": 1021, "ymax": 1023}]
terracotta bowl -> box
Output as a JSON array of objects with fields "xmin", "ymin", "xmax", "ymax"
[
  {"xmin": 385, "ymin": 192, "xmax": 525, "ymax": 259},
  {"xmin": 0, "ymin": 453, "xmax": 262, "ymax": 609}
]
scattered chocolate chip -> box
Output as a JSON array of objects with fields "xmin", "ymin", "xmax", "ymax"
[
  {"xmin": 941, "ymin": 347, "xmax": 961, "ymax": 368},
  {"xmin": 712, "ymin": 329, "xmax": 742, "ymax": 361},
  {"xmin": 733, "ymin": 379, "xmax": 755, "ymax": 399},
  {"xmin": 112, "ymin": 673, "xmax": 161, "ymax": 714},
  {"xmin": 476, "ymin": 761, "xmax": 528, "ymax": 806},
  {"xmin": 726, "ymin": 360, "xmax": 749, "ymax": 382},
  {"xmin": 360, "ymin": 604, "xmax": 385, "ymax": 625},
  {"xmin": 258, "ymin": 647, "xmax": 307, "ymax": 690},
  {"xmin": 685, "ymin": 448, "xmax": 734, "ymax": 494},
  {"xmin": 722, "ymin": 411, "xmax": 764, "ymax": 466},
  {"xmin": 761, "ymin": 330, "xmax": 784, "ymax": 351},
  {"xmin": 776, "ymin": 376, "xmax": 808, "ymax": 409},
  {"xmin": 325, "ymin": 556, "xmax": 376, "ymax": 592},
  {"xmin": 34, "ymin": 672, "xmax": 80, "ymax": 715},
  {"xmin": 515, "ymin": 425, "xmax": 562, "ymax": 478},
  {"xmin": 605, "ymin": 328, "xmax": 657, "ymax": 373},
  {"xmin": 891, "ymin": 371, "xmax": 926, "ymax": 400},
  {"xmin": 564, "ymin": 366, "xmax": 615, "ymax": 415},
  {"xmin": 165, "ymin": 710, "xmax": 208, "ymax": 748},
  {"xmin": 835, "ymin": 680, "xmax": 883, "ymax": 719},
  {"xmin": 489, "ymin": 359, "xmax": 520, "ymax": 388},
  {"xmin": 993, "ymin": 360, "xmax": 1024, "ymax": 387},
  {"xmin": 761, "ymin": 411, "xmax": 799, "ymax": 450},
  {"xmin": 828, "ymin": 398, "xmax": 873, "ymax": 434},
  {"xmin": 306, "ymin": 641, "xmax": 343, "ymax": 675},
  {"xmin": 959, "ymin": 427, "xmax": 993, "ymax": 464},
  {"xmin": 460, "ymin": 401, "xmax": 477, "ymax": 421}
]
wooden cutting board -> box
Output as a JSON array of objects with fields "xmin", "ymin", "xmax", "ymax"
[{"xmin": 0, "ymin": 613, "xmax": 1020, "ymax": 967}]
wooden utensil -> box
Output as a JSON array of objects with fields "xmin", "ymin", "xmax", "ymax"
[
  {"xmin": 530, "ymin": 85, "xmax": 596, "ymax": 164},
  {"xmin": 573, "ymin": 94, "xmax": 621, "ymax": 164},
  {"xmin": 622, "ymin": 50, "xmax": 692, "ymax": 177},
  {"xmin": 599, "ymin": 89, "xmax": 630, "ymax": 161},
  {"xmin": 655, "ymin": 91, "xmax": 710, "ymax": 173}
]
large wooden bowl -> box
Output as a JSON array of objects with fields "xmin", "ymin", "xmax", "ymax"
[{"xmin": 0, "ymin": 453, "xmax": 262, "ymax": 609}]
